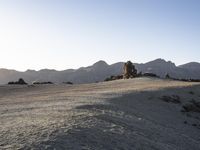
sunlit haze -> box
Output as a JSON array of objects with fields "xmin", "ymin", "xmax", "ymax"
[{"xmin": 0, "ymin": 0, "xmax": 199, "ymax": 71}]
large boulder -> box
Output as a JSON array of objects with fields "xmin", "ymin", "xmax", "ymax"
[{"xmin": 123, "ymin": 61, "xmax": 137, "ymax": 79}]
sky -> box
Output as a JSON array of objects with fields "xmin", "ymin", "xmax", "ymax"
[{"xmin": 0, "ymin": 0, "xmax": 199, "ymax": 71}]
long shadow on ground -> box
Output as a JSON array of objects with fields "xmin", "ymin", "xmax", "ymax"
[{"xmin": 34, "ymin": 85, "xmax": 200, "ymax": 150}]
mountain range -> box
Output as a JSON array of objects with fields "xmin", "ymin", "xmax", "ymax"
[{"xmin": 0, "ymin": 58, "xmax": 200, "ymax": 84}]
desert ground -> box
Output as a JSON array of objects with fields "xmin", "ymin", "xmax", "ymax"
[{"xmin": 0, "ymin": 77, "xmax": 200, "ymax": 150}]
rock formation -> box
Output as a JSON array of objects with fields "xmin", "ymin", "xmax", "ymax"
[
  {"xmin": 104, "ymin": 75, "xmax": 123, "ymax": 81},
  {"xmin": 165, "ymin": 73, "xmax": 170, "ymax": 79},
  {"xmin": 123, "ymin": 61, "xmax": 137, "ymax": 79},
  {"xmin": 8, "ymin": 78, "xmax": 27, "ymax": 85}
]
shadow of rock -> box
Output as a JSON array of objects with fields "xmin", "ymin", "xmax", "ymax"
[{"xmin": 33, "ymin": 85, "xmax": 200, "ymax": 150}]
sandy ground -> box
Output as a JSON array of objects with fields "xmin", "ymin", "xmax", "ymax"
[{"xmin": 0, "ymin": 77, "xmax": 200, "ymax": 150}]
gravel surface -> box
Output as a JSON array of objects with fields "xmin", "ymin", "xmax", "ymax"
[{"xmin": 0, "ymin": 77, "xmax": 200, "ymax": 150}]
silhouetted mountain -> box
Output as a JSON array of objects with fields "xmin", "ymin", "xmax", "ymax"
[
  {"xmin": 179, "ymin": 62, "xmax": 200, "ymax": 70},
  {"xmin": 134, "ymin": 59, "xmax": 176, "ymax": 78},
  {"xmin": 92, "ymin": 60, "xmax": 108, "ymax": 69},
  {"xmin": 178, "ymin": 62, "xmax": 200, "ymax": 79},
  {"xmin": 0, "ymin": 59, "xmax": 199, "ymax": 84}
]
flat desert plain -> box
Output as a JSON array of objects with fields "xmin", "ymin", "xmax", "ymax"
[{"xmin": 0, "ymin": 77, "xmax": 200, "ymax": 150}]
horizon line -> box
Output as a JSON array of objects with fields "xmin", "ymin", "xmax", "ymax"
[{"xmin": 0, "ymin": 58, "xmax": 199, "ymax": 72}]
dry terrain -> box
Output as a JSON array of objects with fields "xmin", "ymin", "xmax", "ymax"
[{"xmin": 0, "ymin": 77, "xmax": 200, "ymax": 150}]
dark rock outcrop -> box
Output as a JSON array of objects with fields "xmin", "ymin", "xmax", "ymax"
[
  {"xmin": 123, "ymin": 61, "xmax": 137, "ymax": 79},
  {"xmin": 160, "ymin": 95, "xmax": 181, "ymax": 104},
  {"xmin": 104, "ymin": 75, "xmax": 123, "ymax": 81},
  {"xmin": 165, "ymin": 73, "xmax": 170, "ymax": 79},
  {"xmin": 143, "ymin": 73, "xmax": 159, "ymax": 78},
  {"xmin": 63, "ymin": 81, "xmax": 73, "ymax": 85},
  {"xmin": 32, "ymin": 81, "xmax": 53, "ymax": 85},
  {"xmin": 182, "ymin": 100, "xmax": 200, "ymax": 113},
  {"xmin": 8, "ymin": 78, "xmax": 27, "ymax": 85}
]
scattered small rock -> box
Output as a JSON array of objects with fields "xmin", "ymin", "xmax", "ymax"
[
  {"xmin": 104, "ymin": 75, "xmax": 123, "ymax": 81},
  {"xmin": 33, "ymin": 81, "xmax": 53, "ymax": 85},
  {"xmin": 63, "ymin": 81, "xmax": 73, "ymax": 85},
  {"xmin": 192, "ymin": 124, "xmax": 197, "ymax": 127},
  {"xmin": 182, "ymin": 99, "xmax": 200, "ymax": 113},
  {"xmin": 160, "ymin": 95, "xmax": 181, "ymax": 104},
  {"xmin": 143, "ymin": 73, "xmax": 159, "ymax": 78}
]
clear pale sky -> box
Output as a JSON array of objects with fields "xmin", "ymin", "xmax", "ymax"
[{"xmin": 0, "ymin": 0, "xmax": 199, "ymax": 71}]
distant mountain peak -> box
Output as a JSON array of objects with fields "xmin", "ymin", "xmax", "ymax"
[
  {"xmin": 179, "ymin": 62, "xmax": 200, "ymax": 70},
  {"xmin": 26, "ymin": 69, "xmax": 36, "ymax": 72},
  {"xmin": 150, "ymin": 58, "xmax": 168, "ymax": 63},
  {"xmin": 155, "ymin": 58, "xmax": 165, "ymax": 61},
  {"xmin": 39, "ymin": 69, "xmax": 57, "ymax": 72},
  {"xmin": 93, "ymin": 60, "xmax": 108, "ymax": 67},
  {"xmin": 180, "ymin": 62, "xmax": 200, "ymax": 66},
  {"xmin": 146, "ymin": 58, "xmax": 176, "ymax": 67}
]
